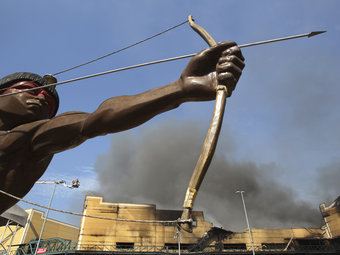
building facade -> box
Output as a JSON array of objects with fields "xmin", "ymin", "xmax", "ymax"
[
  {"xmin": 3, "ymin": 196, "xmax": 339, "ymax": 254},
  {"xmin": 77, "ymin": 195, "xmax": 340, "ymax": 254}
]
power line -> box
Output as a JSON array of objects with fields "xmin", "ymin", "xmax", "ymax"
[{"xmin": 0, "ymin": 188, "xmax": 191, "ymax": 224}]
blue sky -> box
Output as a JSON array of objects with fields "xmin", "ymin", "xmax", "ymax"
[{"xmin": 2, "ymin": 1, "xmax": 340, "ymax": 231}]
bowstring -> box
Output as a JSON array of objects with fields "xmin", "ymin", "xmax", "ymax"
[
  {"xmin": 52, "ymin": 20, "xmax": 188, "ymax": 76},
  {"xmin": 0, "ymin": 19, "xmax": 189, "ymax": 94}
]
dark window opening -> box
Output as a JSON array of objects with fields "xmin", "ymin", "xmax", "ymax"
[
  {"xmin": 164, "ymin": 243, "xmax": 194, "ymax": 250},
  {"xmin": 223, "ymin": 243, "xmax": 247, "ymax": 250},
  {"xmin": 116, "ymin": 242, "xmax": 134, "ymax": 249},
  {"xmin": 296, "ymin": 239, "xmax": 325, "ymax": 246},
  {"xmin": 295, "ymin": 239, "xmax": 330, "ymax": 251},
  {"xmin": 262, "ymin": 243, "xmax": 287, "ymax": 250}
]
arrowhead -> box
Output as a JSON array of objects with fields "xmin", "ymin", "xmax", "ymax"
[{"xmin": 308, "ymin": 31, "xmax": 327, "ymax": 37}]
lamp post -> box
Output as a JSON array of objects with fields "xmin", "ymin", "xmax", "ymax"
[
  {"xmin": 236, "ymin": 191, "xmax": 255, "ymax": 255},
  {"xmin": 34, "ymin": 179, "xmax": 80, "ymax": 255}
]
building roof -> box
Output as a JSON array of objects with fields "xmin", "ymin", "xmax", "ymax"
[{"xmin": 0, "ymin": 205, "xmax": 28, "ymax": 227}]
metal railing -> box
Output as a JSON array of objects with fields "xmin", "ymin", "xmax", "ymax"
[
  {"xmin": 15, "ymin": 238, "xmax": 77, "ymax": 255},
  {"xmin": 6, "ymin": 239, "xmax": 338, "ymax": 255}
]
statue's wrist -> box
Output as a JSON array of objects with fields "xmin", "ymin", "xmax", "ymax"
[{"xmin": 175, "ymin": 77, "xmax": 189, "ymax": 102}]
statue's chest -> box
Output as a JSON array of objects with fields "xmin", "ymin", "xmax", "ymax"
[
  {"xmin": 0, "ymin": 131, "xmax": 52, "ymax": 181},
  {"xmin": 0, "ymin": 131, "xmax": 32, "ymax": 168},
  {"xmin": 0, "ymin": 131, "xmax": 31, "ymax": 154}
]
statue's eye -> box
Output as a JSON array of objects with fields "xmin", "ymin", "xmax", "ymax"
[{"xmin": 15, "ymin": 85, "xmax": 39, "ymax": 95}]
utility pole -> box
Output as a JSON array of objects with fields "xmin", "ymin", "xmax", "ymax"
[
  {"xmin": 34, "ymin": 179, "xmax": 79, "ymax": 255},
  {"xmin": 236, "ymin": 191, "xmax": 255, "ymax": 255}
]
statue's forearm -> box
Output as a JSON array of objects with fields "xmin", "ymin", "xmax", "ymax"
[
  {"xmin": 32, "ymin": 79, "xmax": 197, "ymax": 155},
  {"xmin": 82, "ymin": 80, "xmax": 186, "ymax": 138}
]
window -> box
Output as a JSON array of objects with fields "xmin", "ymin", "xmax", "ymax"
[
  {"xmin": 295, "ymin": 239, "xmax": 329, "ymax": 251},
  {"xmin": 223, "ymin": 243, "xmax": 247, "ymax": 250},
  {"xmin": 262, "ymin": 243, "xmax": 287, "ymax": 250},
  {"xmin": 116, "ymin": 242, "xmax": 134, "ymax": 249},
  {"xmin": 164, "ymin": 243, "xmax": 194, "ymax": 250}
]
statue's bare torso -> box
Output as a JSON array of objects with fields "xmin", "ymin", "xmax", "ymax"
[{"xmin": 0, "ymin": 122, "xmax": 53, "ymax": 211}]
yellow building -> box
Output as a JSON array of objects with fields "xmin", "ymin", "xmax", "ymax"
[
  {"xmin": 77, "ymin": 195, "xmax": 340, "ymax": 253},
  {"xmin": 78, "ymin": 196, "xmax": 213, "ymax": 252},
  {"xmin": 0, "ymin": 208, "xmax": 79, "ymax": 254},
  {"xmin": 2, "ymin": 196, "xmax": 339, "ymax": 254}
]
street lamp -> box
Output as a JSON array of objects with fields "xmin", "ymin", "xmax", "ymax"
[
  {"xmin": 236, "ymin": 191, "xmax": 255, "ymax": 255},
  {"xmin": 34, "ymin": 179, "xmax": 80, "ymax": 255}
]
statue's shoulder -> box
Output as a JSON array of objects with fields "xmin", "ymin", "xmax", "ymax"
[
  {"xmin": 0, "ymin": 120, "xmax": 48, "ymax": 153},
  {"xmin": 3, "ymin": 111, "xmax": 88, "ymax": 135},
  {"xmin": 9, "ymin": 119, "xmax": 50, "ymax": 134},
  {"xmin": 0, "ymin": 121, "xmax": 48, "ymax": 147}
]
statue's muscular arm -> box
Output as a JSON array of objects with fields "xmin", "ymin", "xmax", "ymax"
[
  {"xmin": 31, "ymin": 81, "xmax": 185, "ymax": 156},
  {"xmin": 31, "ymin": 42, "xmax": 244, "ymax": 157}
]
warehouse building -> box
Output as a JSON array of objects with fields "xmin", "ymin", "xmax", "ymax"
[
  {"xmin": 76, "ymin": 195, "xmax": 340, "ymax": 254},
  {"xmin": 1, "ymin": 195, "xmax": 339, "ymax": 254}
]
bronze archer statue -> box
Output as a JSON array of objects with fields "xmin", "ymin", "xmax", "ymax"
[{"xmin": 0, "ymin": 42, "xmax": 245, "ymax": 214}]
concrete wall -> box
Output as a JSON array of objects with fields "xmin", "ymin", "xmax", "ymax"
[{"xmin": 232, "ymin": 228, "xmax": 324, "ymax": 250}]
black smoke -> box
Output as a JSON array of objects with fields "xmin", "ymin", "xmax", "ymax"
[
  {"xmin": 92, "ymin": 119, "xmax": 322, "ymax": 231},
  {"xmin": 316, "ymin": 160, "xmax": 340, "ymax": 205}
]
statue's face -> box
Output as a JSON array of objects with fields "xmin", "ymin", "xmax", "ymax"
[{"xmin": 0, "ymin": 81, "xmax": 56, "ymax": 123}]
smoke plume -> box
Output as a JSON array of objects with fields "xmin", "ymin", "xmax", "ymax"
[
  {"xmin": 316, "ymin": 160, "xmax": 340, "ymax": 205},
  {"xmin": 92, "ymin": 119, "xmax": 322, "ymax": 231}
]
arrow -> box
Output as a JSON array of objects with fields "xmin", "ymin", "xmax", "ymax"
[
  {"xmin": 239, "ymin": 31, "xmax": 326, "ymax": 48},
  {"xmin": 0, "ymin": 31, "xmax": 326, "ymax": 97}
]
